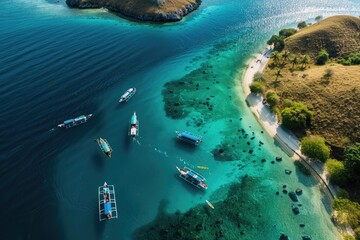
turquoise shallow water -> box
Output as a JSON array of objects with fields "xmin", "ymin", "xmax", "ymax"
[{"xmin": 1, "ymin": 0, "xmax": 359, "ymax": 239}]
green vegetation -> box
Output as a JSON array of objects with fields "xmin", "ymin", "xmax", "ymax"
[
  {"xmin": 344, "ymin": 143, "xmax": 360, "ymax": 180},
  {"xmin": 325, "ymin": 159, "xmax": 348, "ymax": 185},
  {"xmin": 315, "ymin": 15, "xmax": 323, "ymax": 22},
  {"xmin": 279, "ymin": 28, "xmax": 297, "ymax": 38},
  {"xmin": 281, "ymin": 100, "xmax": 313, "ymax": 130},
  {"xmin": 267, "ymin": 35, "xmax": 285, "ymax": 51},
  {"xmin": 316, "ymin": 49, "xmax": 329, "ymax": 65},
  {"xmin": 253, "ymin": 71, "xmax": 266, "ymax": 82},
  {"xmin": 333, "ymin": 198, "xmax": 360, "ymax": 228},
  {"xmin": 265, "ymin": 90, "xmax": 279, "ymax": 108},
  {"xmin": 250, "ymin": 81, "xmax": 265, "ymax": 94},
  {"xmin": 297, "ymin": 21, "xmax": 307, "ymax": 29},
  {"xmin": 300, "ymin": 135, "xmax": 330, "ymax": 162},
  {"xmin": 338, "ymin": 53, "xmax": 360, "ymax": 65}
]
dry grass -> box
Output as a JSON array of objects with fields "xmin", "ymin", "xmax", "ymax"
[
  {"xmin": 285, "ymin": 15, "xmax": 360, "ymax": 58},
  {"xmin": 263, "ymin": 60, "xmax": 360, "ymax": 148}
]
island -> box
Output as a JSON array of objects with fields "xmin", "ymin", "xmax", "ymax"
[{"xmin": 66, "ymin": 0, "xmax": 202, "ymax": 22}]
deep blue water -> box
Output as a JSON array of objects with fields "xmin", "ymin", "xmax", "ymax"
[{"xmin": 1, "ymin": 0, "xmax": 359, "ymax": 239}]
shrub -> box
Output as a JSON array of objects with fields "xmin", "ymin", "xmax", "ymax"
[
  {"xmin": 316, "ymin": 49, "xmax": 329, "ymax": 65},
  {"xmin": 297, "ymin": 21, "xmax": 307, "ymax": 29},
  {"xmin": 315, "ymin": 15, "xmax": 323, "ymax": 22},
  {"xmin": 300, "ymin": 135, "xmax": 330, "ymax": 162},
  {"xmin": 279, "ymin": 28, "xmax": 297, "ymax": 38},
  {"xmin": 323, "ymin": 68, "xmax": 333, "ymax": 79},
  {"xmin": 338, "ymin": 53, "xmax": 360, "ymax": 65},
  {"xmin": 333, "ymin": 198, "xmax": 360, "ymax": 228},
  {"xmin": 265, "ymin": 90, "xmax": 280, "ymax": 108},
  {"xmin": 267, "ymin": 35, "xmax": 285, "ymax": 51},
  {"xmin": 344, "ymin": 143, "xmax": 360, "ymax": 178},
  {"xmin": 355, "ymin": 227, "xmax": 360, "ymax": 240},
  {"xmin": 253, "ymin": 72, "xmax": 266, "ymax": 82},
  {"xmin": 343, "ymin": 234, "xmax": 355, "ymax": 240},
  {"xmin": 281, "ymin": 101, "xmax": 313, "ymax": 130},
  {"xmin": 325, "ymin": 159, "xmax": 348, "ymax": 185},
  {"xmin": 250, "ymin": 82, "xmax": 265, "ymax": 95}
]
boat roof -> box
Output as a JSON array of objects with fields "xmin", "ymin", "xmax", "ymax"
[
  {"xmin": 74, "ymin": 115, "xmax": 86, "ymax": 121},
  {"xmin": 180, "ymin": 132, "xmax": 201, "ymax": 141},
  {"xmin": 104, "ymin": 202, "xmax": 111, "ymax": 215},
  {"xmin": 187, "ymin": 170, "xmax": 203, "ymax": 182},
  {"xmin": 64, "ymin": 119, "xmax": 74, "ymax": 124},
  {"xmin": 101, "ymin": 141, "xmax": 110, "ymax": 152}
]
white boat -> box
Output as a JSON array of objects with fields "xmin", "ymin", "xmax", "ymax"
[
  {"xmin": 206, "ymin": 200, "xmax": 214, "ymax": 209},
  {"xmin": 57, "ymin": 114, "xmax": 92, "ymax": 128},
  {"xmin": 129, "ymin": 112, "xmax": 139, "ymax": 138},
  {"xmin": 176, "ymin": 166, "xmax": 208, "ymax": 190},
  {"xmin": 98, "ymin": 182, "xmax": 118, "ymax": 221},
  {"xmin": 119, "ymin": 88, "xmax": 136, "ymax": 103}
]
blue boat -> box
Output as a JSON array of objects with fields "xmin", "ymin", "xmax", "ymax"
[
  {"xmin": 96, "ymin": 138, "xmax": 112, "ymax": 158},
  {"xmin": 98, "ymin": 182, "xmax": 118, "ymax": 221},
  {"xmin": 129, "ymin": 112, "xmax": 139, "ymax": 138},
  {"xmin": 58, "ymin": 114, "xmax": 92, "ymax": 128},
  {"xmin": 175, "ymin": 131, "xmax": 202, "ymax": 145}
]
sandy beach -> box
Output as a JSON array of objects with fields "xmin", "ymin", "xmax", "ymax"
[{"xmin": 239, "ymin": 46, "xmax": 339, "ymax": 198}]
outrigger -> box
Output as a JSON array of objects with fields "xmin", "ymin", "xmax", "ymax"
[
  {"xmin": 175, "ymin": 131, "xmax": 202, "ymax": 146},
  {"xmin": 119, "ymin": 88, "xmax": 136, "ymax": 103},
  {"xmin": 57, "ymin": 114, "xmax": 92, "ymax": 128},
  {"xmin": 96, "ymin": 138, "xmax": 112, "ymax": 158},
  {"xmin": 129, "ymin": 112, "xmax": 139, "ymax": 138},
  {"xmin": 98, "ymin": 182, "xmax": 118, "ymax": 221},
  {"xmin": 176, "ymin": 166, "xmax": 208, "ymax": 190}
]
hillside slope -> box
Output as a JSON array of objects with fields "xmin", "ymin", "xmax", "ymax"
[
  {"xmin": 285, "ymin": 15, "xmax": 360, "ymax": 57},
  {"xmin": 66, "ymin": 0, "xmax": 201, "ymax": 22}
]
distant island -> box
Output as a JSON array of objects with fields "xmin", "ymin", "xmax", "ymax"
[{"xmin": 66, "ymin": 0, "xmax": 202, "ymax": 22}]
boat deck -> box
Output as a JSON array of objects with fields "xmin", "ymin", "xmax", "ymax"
[
  {"xmin": 98, "ymin": 184, "xmax": 118, "ymax": 221},
  {"xmin": 176, "ymin": 131, "xmax": 202, "ymax": 145},
  {"xmin": 178, "ymin": 167, "xmax": 207, "ymax": 189}
]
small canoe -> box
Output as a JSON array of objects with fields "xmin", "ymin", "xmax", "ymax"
[
  {"xmin": 197, "ymin": 166, "xmax": 209, "ymax": 170},
  {"xmin": 206, "ymin": 200, "xmax": 214, "ymax": 209}
]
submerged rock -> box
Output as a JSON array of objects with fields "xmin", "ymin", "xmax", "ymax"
[
  {"xmin": 289, "ymin": 192, "xmax": 298, "ymax": 202},
  {"xmin": 279, "ymin": 234, "xmax": 289, "ymax": 240},
  {"xmin": 292, "ymin": 207, "xmax": 300, "ymax": 214},
  {"xmin": 296, "ymin": 188, "xmax": 303, "ymax": 195}
]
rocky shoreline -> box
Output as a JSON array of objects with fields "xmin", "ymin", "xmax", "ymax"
[{"xmin": 66, "ymin": 0, "xmax": 201, "ymax": 22}]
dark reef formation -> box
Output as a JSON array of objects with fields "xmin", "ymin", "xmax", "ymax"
[{"xmin": 66, "ymin": 0, "xmax": 201, "ymax": 22}]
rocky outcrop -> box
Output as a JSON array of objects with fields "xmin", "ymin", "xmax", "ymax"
[{"xmin": 66, "ymin": 0, "xmax": 202, "ymax": 22}]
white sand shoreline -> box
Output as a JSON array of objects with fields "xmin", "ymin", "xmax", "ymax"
[{"xmin": 238, "ymin": 46, "xmax": 339, "ymax": 199}]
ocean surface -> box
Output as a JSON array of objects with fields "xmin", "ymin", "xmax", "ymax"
[{"xmin": 1, "ymin": 0, "xmax": 359, "ymax": 239}]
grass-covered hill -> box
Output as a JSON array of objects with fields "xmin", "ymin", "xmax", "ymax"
[
  {"xmin": 262, "ymin": 15, "xmax": 360, "ymax": 149},
  {"xmin": 66, "ymin": 0, "xmax": 201, "ymax": 22},
  {"xmin": 285, "ymin": 15, "xmax": 360, "ymax": 58}
]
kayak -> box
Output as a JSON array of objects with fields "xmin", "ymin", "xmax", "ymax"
[{"xmin": 206, "ymin": 200, "xmax": 214, "ymax": 209}]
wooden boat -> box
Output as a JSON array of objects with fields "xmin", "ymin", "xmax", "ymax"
[
  {"xmin": 119, "ymin": 88, "xmax": 136, "ymax": 103},
  {"xmin": 57, "ymin": 114, "xmax": 92, "ymax": 128},
  {"xmin": 129, "ymin": 112, "xmax": 139, "ymax": 138},
  {"xmin": 96, "ymin": 137, "xmax": 112, "ymax": 158},
  {"xmin": 176, "ymin": 166, "xmax": 208, "ymax": 190},
  {"xmin": 206, "ymin": 200, "xmax": 214, "ymax": 209},
  {"xmin": 175, "ymin": 131, "xmax": 202, "ymax": 146},
  {"xmin": 98, "ymin": 182, "xmax": 118, "ymax": 221}
]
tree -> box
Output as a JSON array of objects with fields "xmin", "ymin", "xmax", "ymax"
[
  {"xmin": 289, "ymin": 55, "xmax": 299, "ymax": 70},
  {"xmin": 300, "ymin": 55, "xmax": 310, "ymax": 69},
  {"xmin": 281, "ymin": 101, "xmax": 313, "ymax": 130},
  {"xmin": 315, "ymin": 15, "xmax": 323, "ymax": 22},
  {"xmin": 279, "ymin": 28, "xmax": 297, "ymax": 38},
  {"xmin": 323, "ymin": 68, "xmax": 333, "ymax": 79},
  {"xmin": 316, "ymin": 49, "xmax": 329, "ymax": 65},
  {"xmin": 273, "ymin": 69, "xmax": 283, "ymax": 85},
  {"xmin": 297, "ymin": 21, "xmax": 307, "ymax": 29},
  {"xmin": 253, "ymin": 72, "xmax": 266, "ymax": 82},
  {"xmin": 300, "ymin": 135, "xmax": 330, "ymax": 162},
  {"xmin": 250, "ymin": 82, "xmax": 265, "ymax": 95},
  {"xmin": 281, "ymin": 50, "xmax": 290, "ymax": 66},
  {"xmin": 267, "ymin": 35, "xmax": 285, "ymax": 51},
  {"xmin": 344, "ymin": 143, "xmax": 360, "ymax": 178},
  {"xmin": 265, "ymin": 90, "xmax": 280, "ymax": 108},
  {"xmin": 325, "ymin": 159, "xmax": 348, "ymax": 185},
  {"xmin": 333, "ymin": 198, "xmax": 360, "ymax": 228},
  {"xmin": 270, "ymin": 51, "xmax": 280, "ymax": 64}
]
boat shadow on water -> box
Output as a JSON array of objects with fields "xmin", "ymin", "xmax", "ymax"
[
  {"xmin": 173, "ymin": 139, "xmax": 198, "ymax": 154},
  {"xmin": 92, "ymin": 152, "xmax": 106, "ymax": 170},
  {"xmin": 172, "ymin": 174, "xmax": 207, "ymax": 197}
]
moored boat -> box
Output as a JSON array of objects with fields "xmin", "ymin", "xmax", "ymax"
[
  {"xmin": 119, "ymin": 88, "xmax": 136, "ymax": 103},
  {"xmin": 96, "ymin": 137, "xmax": 112, "ymax": 158},
  {"xmin": 57, "ymin": 114, "xmax": 92, "ymax": 128},
  {"xmin": 175, "ymin": 131, "xmax": 202, "ymax": 145},
  {"xmin": 98, "ymin": 182, "xmax": 118, "ymax": 221},
  {"xmin": 129, "ymin": 112, "xmax": 139, "ymax": 138},
  {"xmin": 176, "ymin": 166, "xmax": 208, "ymax": 189},
  {"xmin": 206, "ymin": 200, "xmax": 214, "ymax": 209}
]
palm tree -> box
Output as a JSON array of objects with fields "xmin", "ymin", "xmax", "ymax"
[
  {"xmin": 281, "ymin": 50, "xmax": 290, "ymax": 66},
  {"xmin": 289, "ymin": 55, "xmax": 299, "ymax": 70},
  {"xmin": 300, "ymin": 55, "xmax": 310, "ymax": 70},
  {"xmin": 270, "ymin": 51, "xmax": 280, "ymax": 65},
  {"xmin": 273, "ymin": 69, "xmax": 282, "ymax": 87}
]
